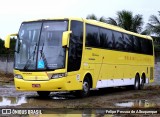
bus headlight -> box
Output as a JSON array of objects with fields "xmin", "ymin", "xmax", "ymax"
[
  {"xmin": 51, "ymin": 73, "xmax": 67, "ymax": 79},
  {"xmin": 14, "ymin": 74, "xmax": 23, "ymax": 79}
]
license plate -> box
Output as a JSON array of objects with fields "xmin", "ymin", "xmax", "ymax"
[{"xmin": 32, "ymin": 84, "xmax": 41, "ymax": 88}]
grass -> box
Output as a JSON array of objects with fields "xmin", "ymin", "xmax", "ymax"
[{"xmin": 0, "ymin": 71, "xmax": 14, "ymax": 83}]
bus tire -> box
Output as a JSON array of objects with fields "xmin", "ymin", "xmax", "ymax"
[
  {"xmin": 140, "ymin": 75, "xmax": 145, "ymax": 90},
  {"xmin": 134, "ymin": 74, "xmax": 140, "ymax": 90},
  {"xmin": 37, "ymin": 91, "xmax": 50, "ymax": 97},
  {"xmin": 75, "ymin": 77, "xmax": 91, "ymax": 98}
]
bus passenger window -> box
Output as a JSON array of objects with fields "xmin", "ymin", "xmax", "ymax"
[{"xmin": 86, "ymin": 24, "xmax": 100, "ymax": 48}]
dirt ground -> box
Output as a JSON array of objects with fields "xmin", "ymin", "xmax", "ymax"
[
  {"xmin": 0, "ymin": 84, "xmax": 160, "ymax": 108},
  {"xmin": 0, "ymin": 72, "xmax": 160, "ymax": 116}
]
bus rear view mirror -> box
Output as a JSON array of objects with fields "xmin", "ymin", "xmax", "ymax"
[
  {"xmin": 62, "ymin": 31, "xmax": 72, "ymax": 48},
  {"xmin": 4, "ymin": 33, "xmax": 18, "ymax": 48}
]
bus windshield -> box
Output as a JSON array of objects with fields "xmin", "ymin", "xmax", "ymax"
[{"xmin": 15, "ymin": 20, "xmax": 68, "ymax": 71}]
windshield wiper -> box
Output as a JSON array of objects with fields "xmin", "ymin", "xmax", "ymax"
[
  {"xmin": 23, "ymin": 43, "xmax": 37, "ymax": 70},
  {"xmin": 40, "ymin": 43, "xmax": 49, "ymax": 69}
]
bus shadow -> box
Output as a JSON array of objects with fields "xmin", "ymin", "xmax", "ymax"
[
  {"xmin": 90, "ymin": 86, "xmax": 134, "ymax": 97},
  {"xmin": 26, "ymin": 86, "xmax": 134, "ymax": 100}
]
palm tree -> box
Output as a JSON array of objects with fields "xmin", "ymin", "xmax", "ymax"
[
  {"xmin": 146, "ymin": 11, "xmax": 160, "ymax": 36},
  {"xmin": 86, "ymin": 14, "xmax": 107, "ymax": 23},
  {"xmin": 106, "ymin": 10, "xmax": 144, "ymax": 33}
]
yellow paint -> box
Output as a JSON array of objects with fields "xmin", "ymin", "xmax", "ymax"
[
  {"xmin": 11, "ymin": 17, "xmax": 154, "ymax": 92},
  {"xmin": 62, "ymin": 31, "xmax": 72, "ymax": 47}
]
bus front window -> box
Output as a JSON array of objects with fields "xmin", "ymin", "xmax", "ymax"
[
  {"xmin": 37, "ymin": 21, "xmax": 67, "ymax": 70},
  {"xmin": 14, "ymin": 21, "xmax": 68, "ymax": 71}
]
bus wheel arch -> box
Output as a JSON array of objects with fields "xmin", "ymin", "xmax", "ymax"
[
  {"xmin": 74, "ymin": 73, "xmax": 93, "ymax": 98},
  {"xmin": 84, "ymin": 73, "xmax": 93, "ymax": 88},
  {"xmin": 80, "ymin": 73, "xmax": 93, "ymax": 97}
]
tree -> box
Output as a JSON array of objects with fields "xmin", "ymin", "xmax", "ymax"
[
  {"xmin": 106, "ymin": 10, "xmax": 144, "ymax": 33},
  {"xmin": 145, "ymin": 11, "xmax": 160, "ymax": 36},
  {"xmin": 86, "ymin": 14, "xmax": 107, "ymax": 23},
  {"xmin": 0, "ymin": 38, "xmax": 16, "ymax": 55},
  {"xmin": 0, "ymin": 38, "xmax": 5, "ymax": 54}
]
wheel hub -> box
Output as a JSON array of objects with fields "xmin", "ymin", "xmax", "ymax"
[{"xmin": 83, "ymin": 82, "xmax": 89, "ymax": 92}]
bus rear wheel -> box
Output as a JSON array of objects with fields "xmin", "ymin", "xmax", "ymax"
[
  {"xmin": 134, "ymin": 74, "xmax": 140, "ymax": 90},
  {"xmin": 140, "ymin": 75, "xmax": 145, "ymax": 90},
  {"xmin": 37, "ymin": 91, "xmax": 50, "ymax": 97}
]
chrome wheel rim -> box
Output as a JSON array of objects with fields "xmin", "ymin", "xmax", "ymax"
[
  {"xmin": 83, "ymin": 82, "xmax": 89, "ymax": 93},
  {"xmin": 135, "ymin": 80, "xmax": 139, "ymax": 88}
]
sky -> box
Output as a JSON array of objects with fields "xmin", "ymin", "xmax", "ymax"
[{"xmin": 0, "ymin": 0, "xmax": 159, "ymax": 39}]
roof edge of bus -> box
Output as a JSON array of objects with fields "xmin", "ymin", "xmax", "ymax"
[
  {"xmin": 85, "ymin": 19, "xmax": 125, "ymax": 30},
  {"xmin": 22, "ymin": 17, "xmax": 152, "ymax": 40},
  {"xmin": 23, "ymin": 17, "xmax": 84, "ymax": 22}
]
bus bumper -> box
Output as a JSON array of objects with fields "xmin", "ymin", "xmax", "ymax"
[{"xmin": 14, "ymin": 78, "xmax": 68, "ymax": 91}]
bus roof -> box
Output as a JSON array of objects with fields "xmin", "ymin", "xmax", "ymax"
[{"xmin": 24, "ymin": 17, "xmax": 152, "ymax": 40}]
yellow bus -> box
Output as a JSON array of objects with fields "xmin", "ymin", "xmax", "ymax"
[{"xmin": 5, "ymin": 18, "xmax": 154, "ymax": 97}]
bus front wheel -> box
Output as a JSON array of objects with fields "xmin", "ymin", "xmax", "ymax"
[
  {"xmin": 37, "ymin": 91, "xmax": 50, "ymax": 97},
  {"xmin": 74, "ymin": 77, "xmax": 91, "ymax": 98}
]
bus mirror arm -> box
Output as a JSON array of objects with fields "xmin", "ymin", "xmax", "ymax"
[
  {"xmin": 62, "ymin": 31, "xmax": 72, "ymax": 48},
  {"xmin": 4, "ymin": 33, "xmax": 18, "ymax": 48}
]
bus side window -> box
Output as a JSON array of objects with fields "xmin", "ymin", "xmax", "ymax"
[
  {"xmin": 124, "ymin": 34, "xmax": 134, "ymax": 52},
  {"xmin": 111, "ymin": 32, "xmax": 119, "ymax": 50},
  {"xmin": 114, "ymin": 32, "xmax": 124, "ymax": 51},
  {"xmin": 134, "ymin": 36, "xmax": 142, "ymax": 54},
  {"xmin": 86, "ymin": 24, "xmax": 100, "ymax": 48},
  {"xmin": 141, "ymin": 38, "xmax": 153, "ymax": 55},
  {"xmin": 99, "ymin": 28, "xmax": 112, "ymax": 49}
]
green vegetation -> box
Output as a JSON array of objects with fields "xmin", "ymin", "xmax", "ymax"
[
  {"xmin": 0, "ymin": 38, "xmax": 16, "ymax": 55},
  {"xmin": 87, "ymin": 10, "xmax": 143, "ymax": 33},
  {"xmin": 106, "ymin": 10, "xmax": 143, "ymax": 33},
  {"xmin": 86, "ymin": 14, "xmax": 107, "ymax": 23},
  {"xmin": 0, "ymin": 38, "xmax": 5, "ymax": 54},
  {"xmin": 146, "ymin": 11, "xmax": 160, "ymax": 36}
]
